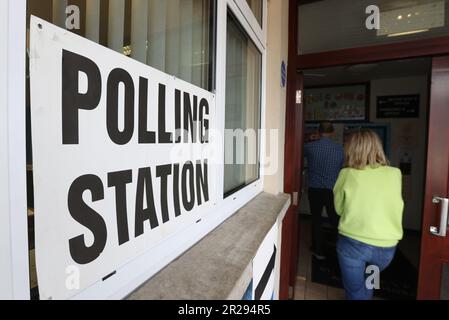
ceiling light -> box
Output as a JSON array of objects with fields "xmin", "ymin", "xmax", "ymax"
[
  {"xmin": 378, "ymin": 1, "xmax": 444, "ymax": 37},
  {"xmin": 346, "ymin": 63, "xmax": 378, "ymax": 72},
  {"xmin": 304, "ymin": 73, "xmax": 326, "ymax": 78},
  {"xmin": 387, "ymin": 29, "xmax": 429, "ymax": 37}
]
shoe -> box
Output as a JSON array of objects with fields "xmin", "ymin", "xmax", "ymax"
[
  {"xmin": 322, "ymin": 221, "xmax": 333, "ymax": 229},
  {"xmin": 311, "ymin": 252, "xmax": 326, "ymax": 260}
]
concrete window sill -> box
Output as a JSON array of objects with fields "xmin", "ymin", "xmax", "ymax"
[{"xmin": 127, "ymin": 192, "xmax": 291, "ymax": 300}]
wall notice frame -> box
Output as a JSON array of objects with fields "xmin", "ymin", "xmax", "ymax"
[
  {"xmin": 304, "ymin": 83, "xmax": 369, "ymax": 122},
  {"xmin": 377, "ymin": 95, "xmax": 420, "ymax": 118}
]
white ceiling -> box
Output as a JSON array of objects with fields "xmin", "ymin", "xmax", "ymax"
[{"xmin": 303, "ymin": 57, "xmax": 432, "ymax": 86}]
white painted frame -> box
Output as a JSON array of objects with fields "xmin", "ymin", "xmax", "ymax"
[
  {"xmin": 0, "ymin": 0, "xmax": 30, "ymax": 300},
  {"xmin": 8, "ymin": 0, "xmax": 267, "ymax": 299},
  {"xmin": 233, "ymin": 0, "xmax": 268, "ymax": 46},
  {"xmin": 214, "ymin": 0, "xmax": 267, "ymax": 210}
]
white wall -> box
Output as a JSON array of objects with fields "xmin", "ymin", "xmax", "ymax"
[
  {"xmin": 0, "ymin": 0, "xmax": 29, "ymax": 300},
  {"xmin": 263, "ymin": 0, "xmax": 289, "ymax": 195},
  {"xmin": 370, "ymin": 76, "xmax": 429, "ymax": 231}
]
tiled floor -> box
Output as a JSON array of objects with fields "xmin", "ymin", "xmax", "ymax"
[
  {"xmin": 294, "ymin": 218, "xmax": 346, "ymax": 300},
  {"xmin": 293, "ymin": 217, "xmax": 420, "ymax": 300},
  {"xmin": 294, "ymin": 276, "xmax": 346, "ymax": 300}
]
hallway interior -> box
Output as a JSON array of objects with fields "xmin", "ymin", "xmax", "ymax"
[
  {"xmin": 294, "ymin": 217, "xmax": 345, "ymax": 300},
  {"xmin": 293, "ymin": 216, "xmax": 420, "ymax": 300}
]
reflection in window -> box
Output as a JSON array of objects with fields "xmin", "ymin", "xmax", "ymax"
[
  {"xmin": 246, "ymin": 0, "xmax": 263, "ymax": 27},
  {"xmin": 298, "ymin": 0, "xmax": 449, "ymax": 54},
  {"xmin": 224, "ymin": 12, "xmax": 262, "ymax": 196},
  {"xmin": 27, "ymin": 0, "xmax": 215, "ymax": 91}
]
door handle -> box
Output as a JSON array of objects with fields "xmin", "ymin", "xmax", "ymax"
[{"xmin": 430, "ymin": 196, "xmax": 449, "ymax": 237}]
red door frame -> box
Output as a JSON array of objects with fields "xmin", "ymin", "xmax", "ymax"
[
  {"xmin": 417, "ymin": 56, "xmax": 449, "ymax": 299},
  {"xmin": 281, "ymin": 0, "xmax": 449, "ymax": 300},
  {"xmin": 279, "ymin": 0, "xmax": 301, "ymax": 299}
]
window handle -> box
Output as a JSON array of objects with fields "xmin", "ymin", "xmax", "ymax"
[{"xmin": 430, "ymin": 196, "xmax": 448, "ymax": 237}]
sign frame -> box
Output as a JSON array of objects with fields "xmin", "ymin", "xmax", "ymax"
[{"xmin": 376, "ymin": 94, "xmax": 420, "ymax": 119}]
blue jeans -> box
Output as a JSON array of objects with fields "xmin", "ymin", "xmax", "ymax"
[{"xmin": 336, "ymin": 235, "xmax": 396, "ymax": 300}]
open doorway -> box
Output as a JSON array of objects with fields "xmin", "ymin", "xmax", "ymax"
[{"xmin": 295, "ymin": 57, "xmax": 431, "ymax": 300}]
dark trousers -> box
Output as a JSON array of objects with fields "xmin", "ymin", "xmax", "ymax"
[{"xmin": 308, "ymin": 188, "xmax": 339, "ymax": 256}]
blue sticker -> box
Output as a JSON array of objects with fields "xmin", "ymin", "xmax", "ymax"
[{"xmin": 281, "ymin": 61, "xmax": 286, "ymax": 88}]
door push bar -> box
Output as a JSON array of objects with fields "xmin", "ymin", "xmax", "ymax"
[{"xmin": 431, "ymin": 196, "xmax": 449, "ymax": 237}]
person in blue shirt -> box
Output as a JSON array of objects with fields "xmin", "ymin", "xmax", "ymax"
[{"xmin": 304, "ymin": 122, "xmax": 344, "ymax": 260}]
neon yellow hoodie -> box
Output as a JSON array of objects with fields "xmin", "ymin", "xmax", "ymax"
[{"xmin": 333, "ymin": 166, "xmax": 404, "ymax": 247}]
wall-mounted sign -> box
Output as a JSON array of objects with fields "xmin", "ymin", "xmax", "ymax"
[
  {"xmin": 377, "ymin": 95, "xmax": 420, "ymax": 118},
  {"xmin": 296, "ymin": 90, "xmax": 302, "ymax": 104},
  {"xmin": 252, "ymin": 224, "xmax": 278, "ymax": 300},
  {"xmin": 281, "ymin": 61, "xmax": 286, "ymax": 88},
  {"xmin": 304, "ymin": 84, "xmax": 368, "ymax": 122},
  {"xmin": 30, "ymin": 17, "xmax": 216, "ymax": 299}
]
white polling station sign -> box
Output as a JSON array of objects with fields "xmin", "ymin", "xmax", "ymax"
[
  {"xmin": 252, "ymin": 224, "xmax": 278, "ymax": 300},
  {"xmin": 30, "ymin": 16, "xmax": 216, "ymax": 300}
]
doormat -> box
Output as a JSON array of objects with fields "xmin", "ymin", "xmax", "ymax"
[{"xmin": 311, "ymin": 228, "xmax": 418, "ymax": 300}]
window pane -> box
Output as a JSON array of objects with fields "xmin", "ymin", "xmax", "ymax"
[
  {"xmin": 224, "ymin": 13, "xmax": 262, "ymax": 196},
  {"xmin": 298, "ymin": 0, "xmax": 449, "ymax": 54},
  {"xmin": 26, "ymin": 0, "xmax": 214, "ymax": 91},
  {"xmin": 246, "ymin": 0, "xmax": 263, "ymax": 27},
  {"xmin": 25, "ymin": 0, "xmax": 215, "ymax": 299}
]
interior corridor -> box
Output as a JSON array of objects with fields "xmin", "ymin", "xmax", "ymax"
[
  {"xmin": 294, "ymin": 216, "xmax": 421, "ymax": 300},
  {"xmin": 294, "ymin": 218, "xmax": 345, "ymax": 300}
]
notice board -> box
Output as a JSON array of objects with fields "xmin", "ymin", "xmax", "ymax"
[{"xmin": 377, "ymin": 95, "xmax": 420, "ymax": 118}]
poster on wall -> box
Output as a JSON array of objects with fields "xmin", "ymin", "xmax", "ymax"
[
  {"xmin": 304, "ymin": 84, "xmax": 368, "ymax": 122},
  {"xmin": 377, "ymin": 95, "xmax": 420, "ymax": 118},
  {"xmin": 30, "ymin": 17, "xmax": 216, "ymax": 300}
]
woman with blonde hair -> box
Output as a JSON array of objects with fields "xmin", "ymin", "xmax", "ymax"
[{"xmin": 334, "ymin": 129, "xmax": 404, "ymax": 300}]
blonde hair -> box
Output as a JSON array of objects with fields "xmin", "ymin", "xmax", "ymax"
[{"xmin": 344, "ymin": 129, "xmax": 389, "ymax": 169}]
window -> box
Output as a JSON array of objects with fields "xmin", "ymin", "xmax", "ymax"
[
  {"xmin": 298, "ymin": 0, "xmax": 449, "ymax": 54},
  {"xmin": 26, "ymin": 0, "xmax": 215, "ymax": 91},
  {"xmin": 22, "ymin": 0, "xmax": 265, "ymax": 299},
  {"xmin": 25, "ymin": 0, "xmax": 216, "ymax": 300},
  {"xmin": 224, "ymin": 12, "xmax": 262, "ymax": 196},
  {"xmin": 246, "ymin": 0, "xmax": 263, "ymax": 27}
]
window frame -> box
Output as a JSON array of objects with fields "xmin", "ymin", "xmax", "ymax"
[
  {"xmin": 1, "ymin": 0, "xmax": 30, "ymax": 300},
  {"xmin": 213, "ymin": 0, "xmax": 267, "ymax": 206},
  {"xmin": 233, "ymin": 0, "xmax": 267, "ymax": 46},
  {"xmin": 222, "ymin": 9, "xmax": 263, "ymax": 198},
  {"xmin": 10, "ymin": 0, "xmax": 267, "ymax": 300}
]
